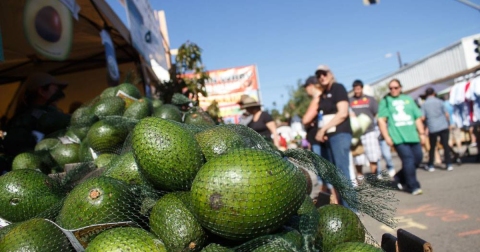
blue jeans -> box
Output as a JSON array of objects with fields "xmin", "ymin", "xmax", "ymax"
[
  {"xmin": 321, "ymin": 133, "xmax": 353, "ymax": 207},
  {"xmin": 377, "ymin": 139, "xmax": 395, "ymax": 174},
  {"xmin": 394, "ymin": 143, "xmax": 423, "ymax": 192},
  {"xmin": 312, "ymin": 144, "xmax": 333, "ymax": 189},
  {"xmin": 311, "ymin": 144, "xmax": 321, "ymax": 157}
]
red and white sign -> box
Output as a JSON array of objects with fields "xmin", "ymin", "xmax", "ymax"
[{"xmin": 192, "ymin": 65, "xmax": 260, "ymax": 124}]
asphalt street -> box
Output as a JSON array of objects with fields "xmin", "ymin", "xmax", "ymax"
[{"xmin": 360, "ymin": 147, "xmax": 480, "ymax": 252}]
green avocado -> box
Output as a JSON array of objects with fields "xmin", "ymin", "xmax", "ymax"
[
  {"xmin": 184, "ymin": 109, "xmax": 215, "ymax": 126},
  {"xmin": 65, "ymin": 126, "xmax": 90, "ymax": 142},
  {"xmin": 100, "ymin": 86, "xmax": 117, "ymax": 98},
  {"xmin": 150, "ymin": 193, "xmax": 206, "ymax": 252},
  {"xmin": 70, "ymin": 106, "xmax": 97, "ymax": 127},
  {"xmin": 57, "ymin": 177, "xmax": 141, "ymax": 229},
  {"xmin": 23, "ymin": 0, "xmax": 73, "ymax": 60},
  {"xmin": 131, "ymin": 117, "xmax": 204, "ymax": 190},
  {"xmin": 151, "ymin": 99, "xmax": 163, "ymax": 109},
  {"xmin": 191, "ymin": 149, "xmax": 307, "ymax": 241},
  {"xmin": 123, "ymin": 99, "xmax": 151, "ymax": 120},
  {"xmin": 330, "ymin": 242, "xmax": 383, "ymax": 252},
  {"xmin": 92, "ymin": 96, "xmax": 125, "ymax": 119},
  {"xmin": 79, "ymin": 139, "xmax": 94, "ymax": 162},
  {"xmin": 153, "ymin": 104, "xmax": 182, "ymax": 122},
  {"xmin": 86, "ymin": 120, "xmax": 129, "ymax": 154},
  {"xmin": 201, "ymin": 243, "xmax": 233, "ymax": 252},
  {"xmin": 116, "ymin": 83, "xmax": 142, "ymax": 99},
  {"xmin": 34, "ymin": 138, "xmax": 61, "ymax": 152},
  {"xmin": 11, "ymin": 152, "xmax": 48, "ymax": 173},
  {"xmin": 85, "ymin": 227, "xmax": 166, "ymax": 252},
  {"xmin": 223, "ymin": 124, "xmax": 275, "ymax": 152},
  {"xmin": 0, "ymin": 169, "xmax": 64, "ymax": 222},
  {"xmin": 103, "ymin": 152, "xmax": 144, "ymax": 185},
  {"xmin": 251, "ymin": 230, "xmax": 303, "ymax": 252},
  {"xmin": 316, "ymin": 205, "xmax": 366, "ymax": 252},
  {"xmin": 50, "ymin": 143, "xmax": 80, "ymax": 167},
  {"xmin": 94, "ymin": 153, "xmax": 117, "ymax": 168},
  {"xmin": 195, "ymin": 126, "xmax": 245, "ymax": 161},
  {"xmin": 0, "ymin": 218, "xmax": 73, "ymax": 252},
  {"xmin": 0, "ymin": 222, "xmax": 20, "ymax": 241}
]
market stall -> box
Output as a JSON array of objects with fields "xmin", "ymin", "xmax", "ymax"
[{"xmin": 0, "ymin": 0, "xmax": 163, "ymax": 121}]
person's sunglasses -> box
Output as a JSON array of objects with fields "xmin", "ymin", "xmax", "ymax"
[
  {"xmin": 316, "ymin": 71, "xmax": 328, "ymax": 78},
  {"xmin": 389, "ymin": 86, "xmax": 400, "ymax": 90}
]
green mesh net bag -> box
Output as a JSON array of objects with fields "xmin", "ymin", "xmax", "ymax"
[
  {"xmin": 149, "ymin": 192, "xmax": 207, "ymax": 251},
  {"xmin": 190, "ymin": 148, "xmax": 307, "ymax": 241},
  {"xmin": 131, "ymin": 117, "xmax": 204, "ymax": 191},
  {"xmin": 0, "ymin": 218, "xmax": 75, "ymax": 252},
  {"xmin": 11, "ymin": 151, "xmax": 53, "ymax": 174},
  {"xmin": 86, "ymin": 116, "xmax": 137, "ymax": 155},
  {"xmin": 184, "ymin": 107, "xmax": 216, "ymax": 126},
  {"xmin": 84, "ymin": 227, "xmax": 167, "ymax": 252},
  {"xmin": 283, "ymin": 148, "xmax": 398, "ymax": 229},
  {"xmin": 171, "ymin": 93, "xmax": 193, "ymax": 106},
  {"xmin": 229, "ymin": 228, "xmax": 304, "ymax": 252},
  {"xmin": 0, "ymin": 90, "xmax": 398, "ymax": 251},
  {"xmin": 0, "ymin": 169, "xmax": 65, "ymax": 223},
  {"xmin": 329, "ymin": 242, "xmax": 384, "ymax": 252}
]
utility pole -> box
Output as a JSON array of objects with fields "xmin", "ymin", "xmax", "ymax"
[
  {"xmin": 396, "ymin": 51, "xmax": 403, "ymax": 69},
  {"xmin": 454, "ymin": 0, "xmax": 480, "ymax": 11}
]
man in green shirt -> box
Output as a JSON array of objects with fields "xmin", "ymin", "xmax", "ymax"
[{"xmin": 378, "ymin": 79, "xmax": 425, "ymax": 196}]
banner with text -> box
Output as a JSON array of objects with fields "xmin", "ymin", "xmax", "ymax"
[{"xmin": 196, "ymin": 65, "xmax": 260, "ymax": 124}]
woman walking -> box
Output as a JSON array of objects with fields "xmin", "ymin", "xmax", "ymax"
[{"xmin": 378, "ymin": 79, "xmax": 425, "ymax": 195}]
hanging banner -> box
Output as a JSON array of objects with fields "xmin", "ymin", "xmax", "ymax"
[
  {"xmin": 186, "ymin": 65, "xmax": 260, "ymax": 124},
  {"xmin": 0, "ymin": 27, "xmax": 4, "ymax": 62},
  {"xmin": 100, "ymin": 29, "xmax": 120, "ymax": 85},
  {"xmin": 125, "ymin": 0, "xmax": 168, "ymax": 74},
  {"xmin": 23, "ymin": 0, "xmax": 73, "ymax": 61}
]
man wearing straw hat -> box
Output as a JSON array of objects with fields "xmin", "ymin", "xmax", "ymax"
[{"xmin": 238, "ymin": 95, "xmax": 280, "ymax": 148}]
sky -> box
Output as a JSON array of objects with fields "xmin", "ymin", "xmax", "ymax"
[{"xmin": 107, "ymin": 0, "xmax": 480, "ymax": 111}]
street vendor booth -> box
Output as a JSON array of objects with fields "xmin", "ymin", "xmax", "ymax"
[{"xmin": 0, "ymin": 0, "xmax": 168, "ymax": 124}]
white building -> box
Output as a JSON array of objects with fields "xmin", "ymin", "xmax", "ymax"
[{"xmin": 368, "ymin": 33, "xmax": 480, "ymax": 98}]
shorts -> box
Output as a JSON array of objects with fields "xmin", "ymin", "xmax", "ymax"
[
  {"xmin": 450, "ymin": 126, "xmax": 462, "ymax": 142},
  {"xmin": 353, "ymin": 131, "xmax": 381, "ymax": 165}
]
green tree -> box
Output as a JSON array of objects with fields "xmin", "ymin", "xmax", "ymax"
[
  {"xmin": 154, "ymin": 41, "xmax": 209, "ymax": 103},
  {"xmin": 281, "ymin": 79, "xmax": 312, "ymax": 121}
]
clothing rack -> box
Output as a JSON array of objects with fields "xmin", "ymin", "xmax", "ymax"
[{"xmin": 454, "ymin": 69, "xmax": 480, "ymax": 83}]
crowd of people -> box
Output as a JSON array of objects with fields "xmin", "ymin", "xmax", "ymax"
[{"xmin": 239, "ymin": 64, "xmax": 479, "ymax": 205}]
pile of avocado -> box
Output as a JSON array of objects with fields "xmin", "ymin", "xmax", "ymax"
[{"xmin": 0, "ymin": 84, "xmax": 384, "ymax": 252}]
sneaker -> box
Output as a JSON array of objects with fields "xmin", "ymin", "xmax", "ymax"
[
  {"xmin": 456, "ymin": 158, "xmax": 462, "ymax": 165},
  {"xmin": 397, "ymin": 183, "xmax": 403, "ymax": 191},
  {"xmin": 393, "ymin": 181, "xmax": 403, "ymax": 191},
  {"xmin": 447, "ymin": 166, "xmax": 454, "ymax": 171},
  {"xmin": 425, "ymin": 166, "xmax": 435, "ymax": 172},
  {"xmin": 412, "ymin": 188, "xmax": 423, "ymax": 195},
  {"xmin": 356, "ymin": 175, "xmax": 364, "ymax": 182},
  {"xmin": 388, "ymin": 169, "xmax": 396, "ymax": 178},
  {"xmin": 376, "ymin": 174, "xmax": 383, "ymax": 180}
]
